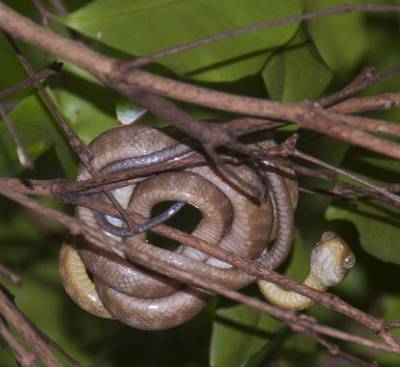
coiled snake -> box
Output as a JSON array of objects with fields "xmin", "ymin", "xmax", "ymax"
[{"xmin": 59, "ymin": 125, "xmax": 354, "ymax": 330}]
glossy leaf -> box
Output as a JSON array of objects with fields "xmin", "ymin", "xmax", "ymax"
[
  {"xmin": 0, "ymin": 93, "xmax": 76, "ymax": 177},
  {"xmin": 262, "ymin": 29, "xmax": 332, "ymax": 101},
  {"xmin": 116, "ymin": 100, "xmax": 147, "ymax": 125},
  {"xmin": 305, "ymin": 0, "xmax": 370, "ymax": 78},
  {"xmin": 295, "ymin": 134, "xmax": 350, "ymax": 247},
  {"xmin": 326, "ymin": 201, "xmax": 400, "ymax": 264},
  {"xmin": 54, "ymin": 85, "xmax": 118, "ymax": 144},
  {"xmin": 375, "ymin": 296, "xmax": 400, "ymax": 365},
  {"xmin": 210, "ymin": 304, "xmax": 282, "ymax": 367},
  {"xmin": 326, "ymin": 148, "xmax": 400, "ymax": 264},
  {"xmin": 63, "ymin": 0, "xmax": 302, "ymax": 82},
  {"xmin": 210, "ymin": 233, "xmax": 312, "ymax": 367}
]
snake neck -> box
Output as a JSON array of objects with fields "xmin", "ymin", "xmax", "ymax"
[
  {"xmin": 303, "ymin": 271, "xmax": 326, "ymax": 292},
  {"xmin": 257, "ymin": 270, "xmax": 328, "ymax": 311}
]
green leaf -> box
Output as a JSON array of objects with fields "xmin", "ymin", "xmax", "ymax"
[
  {"xmin": 326, "ymin": 147, "xmax": 400, "ymax": 264},
  {"xmin": 210, "ymin": 304, "xmax": 283, "ymax": 367},
  {"xmin": 0, "ymin": 33, "xmax": 45, "ymax": 100},
  {"xmin": 326, "ymin": 200, "xmax": 400, "ymax": 264},
  {"xmin": 116, "ymin": 100, "xmax": 147, "ymax": 125},
  {"xmin": 63, "ymin": 0, "xmax": 303, "ymax": 82},
  {"xmin": 210, "ymin": 233, "xmax": 313, "ymax": 367},
  {"xmin": 54, "ymin": 85, "xmax": 118, "ymax": 144},
  {"xmin": 374, "ymin": 296, "xmax": 400, "ymax": 365},
  {"xmin": 262, "ymin": 28, "xmax": 332, "ymax": 101},
  {"xmin": 0, "ymin": 93, "xmax": 76, "ymax": 177},
  {"xmin": 304, "ymin": 0, "xmax": 370, "ymax": 78},
  {"xmin": 296, "ymin": 134, "xmax": 350, "ymax": 246}
]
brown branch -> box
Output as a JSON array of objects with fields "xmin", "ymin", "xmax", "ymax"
[
  {"xmin": 1, "ymin": 1, "xmax": 400, "ymax": 360},
  {"xmin": 222, "ymin": 117, "xmax": 287, "ymax": 136},
  {"xmin": 4, "ymin": 33, "xmax": 141, "ymax": 236},
  {"xmin": 0, "ymin": 284, "xmax": 63, "ymax": 367},
  {"xmin": 0, "ymin": 318, "xmax": 36, "ymax": 367},
  {"xmin": 330, "ymin": 93, "xmax": 400, "ymax": 114},
  {"xmin": 71, "ymin": 194, "xmax": 400, "ymax": 349},
  {"xmin": 301, "ymin": 330, "xmax": 378, "ymax": 367},
  {"xmin": 31, "ymin": 0, "xmax": 51, "ymax": 26},
  {"xmin": 0, "ymin": 185, "xmax": 398, "ymax": 354},
  {"xmin": 292, "ymin": 149, "xmax": 400, "ymax": 208},
  {"xmin": 0, "ymin": 63, "xmax": 61, "ymax": 100},
  {"xmin": 1, "ymin": 2, "xmax": 400, "ymax": 160},
  {"xmin": 333, "ymin": 113, "xmax": 400, "ymax": 137},
  {"xmin": 48, "ymin": 0, "xmax": 67, "ymax": 16},
  {"xmin": 0, "ymin": 136, "xmax": 396, "ymax": 209},
  {"xmin": 23, "ymin": 317, "xmax": 81, "ymax": 367},
  {"xmin": 0, "ymin": 264, "xmax": 21, "ymax": 287},
  {"xmin": 0, "ymin": 283, "xmax": 81, "ymax": 366},
  {"xmin": 319, "ymin": 66, "xmax": 377, "ymax": 107},
  {"xmin": 385, "ymin": 321, "xmax": 400, "ymax": 330},
  {"xmin": 126, "ymin": 5, "xmax": 400, "ymax": 69},
  {"xmin": 320, "ymin": 64, "xmax": 400, "ymax": 107},
  {"xmin": 6, "ymin": 178, "xmax": 396, "ymax": 350}
]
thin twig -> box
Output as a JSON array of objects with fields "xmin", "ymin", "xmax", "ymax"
[
  {"xmin": 0, "ymin": 185, "xmax": 398, "ymax": 353},
  {"xmin": 0, "ymin": 102, "xmax": 33, "ymax": 168},
  {"xmin": 0, "ymin": 264, "xmax": 21, "ymax": 287},
  {"xmin": 386, "ymin": 321, "xmax": 400, "ymax": 330},
  {"xmin": 48, "ymin": 0, "xmax": 68, "ymax": 16},
  {"xmin": 4, "ymin": 33, "xmax": 139, "ymax": 235},
  {"xmin": 293, "ymin": 149, "xmax": 400, "ymax": 207},
  {"xmin": 319, "ymin": 66, "xmax": 377, "ymax": 107},
  {"xmin": 11, "ymin": 180, "xmax": 398, "ymax": 350},
  {"xmin": 126, "ymin": 5, "xmax": 400, "ymax": 69},
  {"xmin": 2, "ymin": 3, "xmax": 400, "ymax": 160},
  {"xmin": 320, "ymin": 64, "xmax": 400, "ymax": 107},
  {"xmin": 330, "ymin": 93, "xmax": 400, "ymax": 114},
  {"xmin": 23, "ymin": 317, "xmax": 81, "ymax": 367},
  {"xmin": 0, "ymin": 317, "xmax": 36, "ymax": 367},
  {"xmin": 0, "ymin": 283, "xmax": 63, "ymax": 367},
  {"xmin": 31, "ymin": 0, "xmax": 51, "ymax": 26},
  {"xmin": 300, "ymin": 330, "xmax": 378, "ymax": 367},
  {"xmin": 0, "ymin": 63, "xmax": 62, "ymax": 100}
]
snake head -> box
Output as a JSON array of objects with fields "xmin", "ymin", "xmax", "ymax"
[{"xmin": 310, "ymin": 231, "xmax": 356, "ymax": 287}]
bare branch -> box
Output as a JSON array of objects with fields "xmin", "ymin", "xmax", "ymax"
[
  {"xmin": 0, "ymin": 318, "xmax": 36, "ymax": 367},
  {"xmin": 0, "ymin": 284, "xmax": 63, "ymax": 367},
  {"xmin": 127, "ymin": 5, "xmax": 400, "ymax": 69},
  {"xmin": 0, "ymin": 185, "xmax": 398, "ymax": 355},
  {"xmin": 0, "ymin": 264, "xmax": 21, "ymax": 287},
  {"xmin": 330, "ymin": 93, "xmax": 400, "ymax": 114},
  {"xmin": 0, "ymin": 63, "xmax": 62, "ymax": 100},
  {"xmin": 1, "ymin": 2, "xmax": 400, "ymax": 159}
]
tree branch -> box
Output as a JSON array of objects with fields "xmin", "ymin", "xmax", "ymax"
[{"xmin": 1, "ymin": 2, "xmax": 400, "ymax": 159}]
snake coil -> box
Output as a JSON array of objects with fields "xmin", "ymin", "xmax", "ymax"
[{"xmin": 59, "ymin": 124, "xmax": 298, "ymax": 330}]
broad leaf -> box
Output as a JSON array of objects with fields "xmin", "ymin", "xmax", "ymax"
[
  {"xmin": 326, "ymin": 201, "xmax": 400, "ymax": 264},
  {"xmin": 0, "ymin": 93, "xmax": 76, "ymax": 177},
  {"xmin": 210, "ymin": 233, "xmax": 313, "ymax": 367},
  {"xmin": 54, "ymin": 83, "xmax": 118, "ymax": 144},
  {"xmin": 262, "ymin": 28, "xmax": 332, "ymax": 101},
  {"xmin": 326, "ymin": 148, "xmax": 400, "ymax": 264},
  {"xmin": 305, "ymin": 0, "xmax": 370, "ymax": 78},
  {"xmin": 63, "ymin": 0, "xmax": 302, "ymax": 82}
]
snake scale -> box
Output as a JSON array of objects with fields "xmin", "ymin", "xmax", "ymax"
[{"xmin": 59, "ymin": 124, "xmax": 354, "ymax": 330}]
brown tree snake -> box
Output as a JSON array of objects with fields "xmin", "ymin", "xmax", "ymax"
[{"xmin": 59, "ymin": 125, "xmax": 355, "ymax": 330}]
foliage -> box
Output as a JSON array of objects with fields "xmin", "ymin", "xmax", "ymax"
[{"xmin": 0, "ymin": 0, "xmax": 400, "ymax": 366}]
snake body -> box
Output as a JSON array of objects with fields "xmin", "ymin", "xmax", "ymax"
[{"xmin": 60, "ymin": 124, "xmax": 297, "ymax": 330}]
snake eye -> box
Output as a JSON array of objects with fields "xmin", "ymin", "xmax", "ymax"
[
  {"xmin": 321, "ymin": 231, "xmax": 336, "ymax": 241},
  {"xmin": 343, "ymin": 254, "xmax": 356, "ymax": 269}
]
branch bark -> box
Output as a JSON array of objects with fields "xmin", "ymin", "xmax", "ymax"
[{"xmin": 0, "ymin": 2, "xmax": 400, "ymax": 159}]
